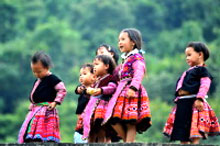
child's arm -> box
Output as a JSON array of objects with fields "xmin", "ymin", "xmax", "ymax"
[
  {"xmin": 129, "ymin": 60, "xmax": 145, "ymax": 91},
  {"xmin": 48, "ymin": 82, "xmax": 66, "ymax": 110},
  {"xmin": 75, "ymin": 85, "xmax": 85, "ymax": 94},
  {"xmin": 196, "ymin": 77, "xmax": 211, "ymax": 100},
  {"xmin": 89, "ymin": 82, "xmax": 117, "ymax": 96},
  {"xmin": 100, "ymin": 82, "xmax": 117, "ymax": 95},
  {"xmin": 194, "ymin": 77, "xmax": 211, "ymax": 111},
  {"xmin": 126, "ymin": 60, "xmax": 145, "ymax": 98},
  {"xmin": 54, "ymin": 82, "xmax": 67, "ymax": 104}
]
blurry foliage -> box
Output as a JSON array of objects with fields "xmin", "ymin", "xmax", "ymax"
[{"xmin": 0, "ymin": 0, "xmax": 219, "ymax": 144}]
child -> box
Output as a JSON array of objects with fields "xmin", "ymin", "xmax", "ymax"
[
  {"xmin": 163, "ymin": 42, "xmax": 220, "ymax": 144},
  {"xmin": 96, "ymin": 44, "xmax": 121, "ymax": 142},
  {"xmin": 96, "ymin": 44, "xmax": 121, "ymax": 83},
  {"xmin": 103, "ymin": 28, "xmax": 152, "ymax": 142},
  {"xmin": 96, "ymin": 44, "xmax": 119, "ymax": 65},
  {"xmin": 74, "ymin": 63, "xmax": 96, "ymax": 143},
  {"xmin": 82, "ymin": 55, "xmax": 117, "ymax": 142},
  {"xmin": 18, "ymin": 51, "xmax": 67, "ymax": 143}
]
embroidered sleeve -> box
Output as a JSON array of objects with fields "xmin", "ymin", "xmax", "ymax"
[
  {"xmin": 130, "ymin": 60, "xmax": 145, "ymax": 90},
  {"xmin": 101, "ymin": 82, "xmax": 117, "ymax": 95},
  {"xmin": 197, "ymin": 77, "xmax": 211, "ymax": 100},
  {"xmin": 54, "ymin": 82, "xmax": 67, "ymax": 104}
]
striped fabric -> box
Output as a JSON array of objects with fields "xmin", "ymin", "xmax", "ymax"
[
  {"xmin": 110, "ymin": 85, "xmax": 151, "ymax": 133},
  {"xmin": 54, "ymin": 82, "xmax": 66, "ymax": 104},
  {"xmin": 18, "ymin": 103, "xmax": 61, "ymax": 143},
  {"xmin": 196, "ymin": 77, "xmax": 211, "ymax": 99}
]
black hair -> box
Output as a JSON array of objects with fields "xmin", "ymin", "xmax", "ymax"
[
  {"xmin": 96, "ymin": 44, "xmax": 119, "ymax": 65},
  {"xmin": 31, "ymin": 51, "xmax": 53, "ymax": 68},
  {"xmin": 121, "ymin": 28, "xmax": 142, "ymax": 50},
  {"xmin": 187, "ymin": 42, "xmax": 210, "ymax": 61},
  {"xmin": 81, "ymin": 63, "xmax": 94, "ymax": 74},
  {"xmin": 94, "ymin": 55, "xmax": 116, "ymax": 74}
]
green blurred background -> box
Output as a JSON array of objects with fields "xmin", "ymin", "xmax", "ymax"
[{"xmin": 0, "ymin": 0, "xmax": 220, "ymax": 144}]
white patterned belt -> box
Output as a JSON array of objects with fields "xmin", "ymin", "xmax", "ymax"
[{"xmin": 178, "ymin": 94, "xmax": 208, "ymax": 99}]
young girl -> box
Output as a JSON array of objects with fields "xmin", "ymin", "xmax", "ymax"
[
  {"xmin": 82, "ymin": 55, "xmax": 117, "ymax": 142},
  {"xmin": 96, "ymin": 44, "xmax": 121, "ymax": 83},
  {"xmin": 18, "ymin": 51, "xmax": 67, "ymax": 143},
  {"xmin": 103, "ymin": 28, "xmax": 152, "ymax": 142},
  {"xmin": 96, "ymin": 44, "xmax": 119, "ymax": 65},
  {"xmin": 96, "ymin": 44, "xmax": 121, "ymax": 142},
  {"xmin": 74, "ymin": 63, "xmax": 96, "ymax": 143},
  {"xmin": 163, "ymin": 42, "xmax": 220, "ymax": 144}
]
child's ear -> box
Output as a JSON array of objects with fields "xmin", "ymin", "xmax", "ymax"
[
  {"xmin": 199, "ymin": 52, "xmax": 204, "ymax": 59},
  {"xmin": 104, "ymin": 64, "xmax": 109, "ymax": 71},
  {"xmin": 131, "ymin": 41, "xmax": 135, "ymax": 49}
]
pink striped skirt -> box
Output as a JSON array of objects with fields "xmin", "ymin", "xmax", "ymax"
[{"xmin": 18, "ymin": 103, "xmax": 60, "ymax": 143}]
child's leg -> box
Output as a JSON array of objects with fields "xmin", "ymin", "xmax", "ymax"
[
  {"xmin": 97, "ymin": 128, "xmax": 106, "ymax": 143},
  {"xmin": 88, "ymin": 130, "xmax": 97, "ymax": 143},
  {"xmin": 112, "ymin": 123, "xmax": 126, "ymax": 142},
  {"xmin": 125, "ymin": 124, "xmax": 136, "ymax": 142},
  {"xmin": 191, "ymin": 138, "xmax": 200, "ymax": 144}
]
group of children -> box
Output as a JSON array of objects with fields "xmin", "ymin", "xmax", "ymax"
[{"xmin": 17, "ymin": 28, "xmax": 220, "ymax": 144}]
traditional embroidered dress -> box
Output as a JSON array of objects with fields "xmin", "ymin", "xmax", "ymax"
[
  {"xmin": 103, "ymin": 49, "xmax": 152, "ymax": 133},
  {"xmin": 18, "ymin": 74, "xmax": 67, "ymax": 143},
  {"xmin": 163, "ymin": 66, "xmax": 220, "ymax": 141},
  {"xmin": 82, "ymin": 74, "xmax": 117, "ymax": 139}
]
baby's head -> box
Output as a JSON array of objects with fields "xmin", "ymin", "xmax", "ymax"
[
  {"xmin": 31, "ymin": 51, "xmax": 52, "ymax": 79},
  {"xmin": 185, "ymin": 42, "xmax": 210, "ymax": 67},
  {"xmin": 93, "ymin": 55, "xmax": 116, "ymax": 77},
  {"xmin": 96, "ymin": 44, "xmax": 119, "ymax": 65},
  {"xmin": 79, "ymin": 63, "xmax": 96, "ymax": 86}
]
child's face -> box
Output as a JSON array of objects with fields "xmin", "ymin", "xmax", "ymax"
[
  {"xmin": 93, "ymin": 58, "xmax": 109, "ymax": 77},
  {"xmin": 31, "ymin": 61, "xmax": 49, "ymax": 79},
  {"xmin": 79, "ymin": 67, "xmax": 95, "ymax": 86},
  {"xmin": 118, "ymin": 32, "xmax": 135, "ymax": 53},
  {"xmin": 185, "ymin": 47, "xmax": 203, "ymax": 67},
  {"xmin": 97, "ymin": 47, "xmax": 113, "ymax": 58}
]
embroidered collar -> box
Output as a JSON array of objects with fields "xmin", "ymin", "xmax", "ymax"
[{"xmin": 121, "ymin": 49, "xmax": 139, "ymax": 60}]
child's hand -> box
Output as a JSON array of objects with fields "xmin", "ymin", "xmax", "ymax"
[
  {"xmin": 194, "ymin": 99, "xmax": 204, "ymax": 111},
  {"xmin": 92, "ymin": 88, "xmax": 101, "ymax": 96},
  {"xmin": 126, "ymin": 89, "xmax": 136, "ymax": 98},
  {"xmin": 77, "ymin": 86, "xmax": 85, "ymax": 94},
  {"xmin": 47, "ymin": 102, "xmax": 57, "ymax": 110},
  {"xmin": 86, "ymin": 87, "xmax": 95, "ymax": 95},
  {"xmin": 87, "ymin": 87, "xmax": 101, "ymax": 96}
]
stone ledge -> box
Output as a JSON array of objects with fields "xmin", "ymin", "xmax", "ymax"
[{"xmin": 0, "ymin": 143, "xmax": 218, "ymax": 146}]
